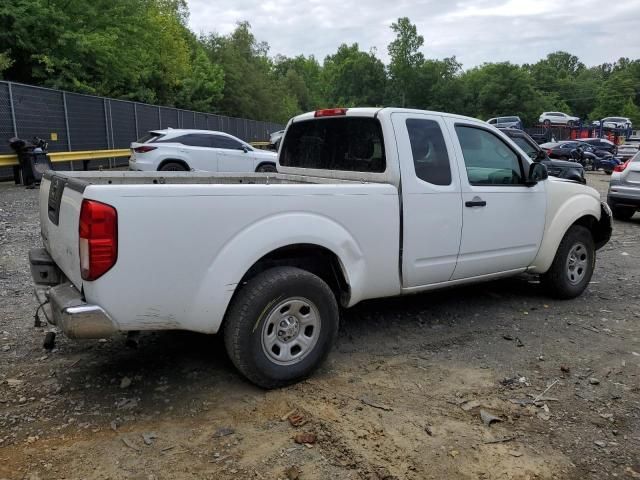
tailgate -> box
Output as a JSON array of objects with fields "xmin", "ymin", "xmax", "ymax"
[{"xmin": 39, "ymin": 174, "xmax": 84, "ymax": 289}]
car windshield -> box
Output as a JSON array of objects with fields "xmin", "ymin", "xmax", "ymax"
[{"xmin": 510, "ymin": 136, "xmax": 538, "ymax": 158}]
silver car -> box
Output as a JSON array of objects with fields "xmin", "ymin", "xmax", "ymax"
[
  {"xmin": 487, "ymin": 116, "xmax": 522, "ymax": 129},
  {"xmin": 607, "ymin": 151, "xmax": 640, "ymax": 220}
]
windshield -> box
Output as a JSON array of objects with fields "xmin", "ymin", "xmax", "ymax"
[{"xmin": 510, "ymin": 136, "xmax": 538, "ymax": 158}]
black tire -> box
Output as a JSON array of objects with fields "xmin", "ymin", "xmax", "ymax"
[
  {"xmin": 611, "ymin": 206, "xmax": 635, "ymax": 220},
  {"xmin": 604, "ymin": 170, "xmax": 612, "ymax": 175},
  {"xmin": 159, "ymin": 161, "xmax": 187, "ymax": 171},
  {"xmin": 567, "ymin": 120, "xmax": 574, "ymax": 127},
  {"xmin": 543, "ymin": 119, "xmax": 551, "ymax": 127},
  {"xmin": 256, "ymin": 163, "xmax": 277, "ymax": 173},
  {"xmin": 541, "ymin": 225, "xmax": 595, "ymax": 299},
  {"xmin": 223, "ymin": 266, "xmax": 339, "ymax": 389}
]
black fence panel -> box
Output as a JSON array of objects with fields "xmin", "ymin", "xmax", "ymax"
[
  {"xmin": 137, "ymin": 104, "xmax": 160, "ymax": 136},
  {"xmin": 180, "ymin": 110, "xmax": 195, "ymax": 129},
  {"xmin": 195, "ymin": 112, "xmax": 207, "ymax": 130},
  {"xmin": 66, "ymin": 93, "xmax": 108, "ymax": 151},
  {"xmin": 110, "ymin": 100, "xmax": 136, "ymax": 148},
  {"xmin": 12, "ymin": 84, "xmax": 68, "ymax": 152},
  {"xmin": 208, "ymin": 114, "xmax": 221, "ymax": 131},
  {"xmin": 160, "ymin": 107, "xmax": 179, "ymax": 129},
  {"xmin": 0, "ymin": 83, "xmax": 14, "ymax": 153}
]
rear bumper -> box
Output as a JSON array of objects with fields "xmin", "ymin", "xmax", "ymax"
[
  {"xmin": 607, "ymin": 192, "xmax": 640, "ymax": 208},
  {"xmin": 30, "ymin": 248, "xmax": 117, "ymax": 339}
]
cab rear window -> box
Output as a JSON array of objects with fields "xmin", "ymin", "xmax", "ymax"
[{"xmin": 280, "ymin": 117, "xmax": 386, "ymax": 173}]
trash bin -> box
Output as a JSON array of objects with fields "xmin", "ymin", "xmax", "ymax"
[{"xmin": 8, "ymin": 137, "xmax": 52, "ymax": 187}]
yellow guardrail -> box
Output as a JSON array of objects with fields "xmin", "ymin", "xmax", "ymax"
[{"xmin": 0, "ymin": 149, "xmax": 131, "ymax": 168}]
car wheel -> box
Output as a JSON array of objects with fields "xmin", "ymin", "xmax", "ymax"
[
  {"xmin": 159, "ymin": 162, "xmax": 187, "ymax": 171},
  {"xmin": 604, "ymin": 170, "xmax": 612, "ymax": 175},
  {"xmin": 223, "ymin": 266, "xmax": 339, "ymax": 389},
  {"xmin": 256, "ymin": 163, "xmax": 277, "ymax": 173},
  {"xmin": 541, "ymin": 225, "xmax": 595, "ymax": 299},
  {"xmin": 567, "ymin": 121, "xmax": 574, "ymax": 127},
  {"xmin": 543, "ymin": 120, "xmax": 551, "ymax": 127},
  {"xmin": 611, "ymin": 206, "xmax": 635, "ymax": 221}
]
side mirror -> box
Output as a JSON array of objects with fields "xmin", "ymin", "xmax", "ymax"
[
  {"xmin": 241, "ymin": 145, "xmax": 250, "ymax": 153},
  {"xmin": 526, "ymin": 162, "xmax": 548, "ymax": 186}
]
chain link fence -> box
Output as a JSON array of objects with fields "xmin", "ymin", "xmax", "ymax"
[{"xmin": 1, "ymin": 80, "xmax": 284, "ymax": 175}]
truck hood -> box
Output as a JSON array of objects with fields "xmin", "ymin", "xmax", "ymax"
[{"xmin": 548, "ymin": 175, "xmax": 600, "ymax": 200}]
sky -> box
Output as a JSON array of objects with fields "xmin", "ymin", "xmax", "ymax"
[{"xmin": 187, "ymin": 0, "xmax": 640, "ymax": 69}]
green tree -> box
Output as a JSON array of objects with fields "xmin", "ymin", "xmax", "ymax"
[
  {"xmin": 387, "ymin": 17, "xmax": 424, "ymax": 107},
  {"xmin": 322, "ymin": 43, "xmax": 386, "ymax": 107}
]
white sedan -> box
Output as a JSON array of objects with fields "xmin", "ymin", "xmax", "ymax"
[{"xmin": 129, "ymin": 129, "xmax": 278, "ymax": 173}]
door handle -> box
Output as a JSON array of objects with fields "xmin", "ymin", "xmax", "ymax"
[{"xmin": 465, "ymin": 198, "xmax": 487, "ymax": 207}]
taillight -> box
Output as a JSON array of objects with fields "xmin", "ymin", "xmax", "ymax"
[
  {"xmin": 613, "ymin": 160, "xmax": 630, "ymax": 173},
  {"xmin": 314, "ymin": 108, "xmax": 348, "ymax": 117},
  {"xmin": 547, "ymin": 149, "xmax": 553, "ymax": 156},
  {"xmin": 133, "ymin": 146, "xmax": 157, "ymax": 153},
  {"xmin": 79, "ymin": 199, "xmax": 118, "ymax": 281}
]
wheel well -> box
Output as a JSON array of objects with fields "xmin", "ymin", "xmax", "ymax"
[
  {"xmin": 158, "ymin": 159, "xmax": 189, "ymax": 171},
  {"xmin": 255, "ymin": 161, "xmax": 276, "ymax": 172},
  {"xmin": 239, "ymin": 244, "xmax": 350, "ymax": 306},
  {"xmin": 572, "ymin": 214, "xmax": 609, "ymax": 249}
]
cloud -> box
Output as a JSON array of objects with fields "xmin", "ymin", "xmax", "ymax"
[{"xmin": 186, "ymin": 0, "xmax": 640, "ymax": 68}]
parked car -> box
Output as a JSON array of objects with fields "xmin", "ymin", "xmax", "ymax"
[
  {"xmin": 582, "ymin": 137, "xmax": 617, "ymax": 155},
  {"xmin": 269, "ymin": 130, "xmax": 285, "ymax": 151},
  {"xmin": 129, "ymin": 129, "xmax": 278, "ymax": 173},
  {"xmin": 487, "ymin": 116, "xmax": 522, "ymax": 129},
  {"xmin": 617, "ymin": 137, "xmax": 640, "ymax": 160},
  {"xmin": 539, "ymin": 112, "xmax": 580, "ymax": 127},
  {"xmin": 499, "ymin": 128, "xmax": 585, "ymax": 183},
  {"xmin": 31, "ymin": 107, "xmax": 612, "ymax": 388},
  {"xmin": 541, "ymin": 141, "xmax": 613, "ymax": 161},
  {"xmin": 607, "ymin": 151, "xmax": 640, "ymax": 220},
  {"xmin": 592, "ymin": 117, "xmax": 633, "ymax": 129},
  {"xmin": 541, "ymin": 140, "xmax": 619, "ymax": 173}
]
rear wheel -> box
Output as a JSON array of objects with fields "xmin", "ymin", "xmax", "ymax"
[
  {"xmin": 159, "ymin": 161, "xmax": 187, "ymax": 171},
  {"xmin": 543, "ymin": 119, "xmax": 551, "ymax": 127},
  {"xmin": 256, "ymin": 163, "xmax": 277, "ymax": 173},
  {"xmin": 223, "ymin": 267, "xmax": 339, "ymax": 389},
  {"xmin": 567, "ymin": 120, "xmax": 574, "ymax": 127},
  {"xmin": 612, "ymin": 206, "xmax": 636, "ymax": 220},
  {"xmin": 541, "ymin": 225, "xmax": 595, "ymax": 299}
]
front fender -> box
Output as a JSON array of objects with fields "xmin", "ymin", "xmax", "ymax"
[
  {"xmin": 187, "ymin": 212, "xmax": 367, "ymax": 333},
  {"xmin": 529, "ymin": 192, "xmax": 601, "ymax": 273}
]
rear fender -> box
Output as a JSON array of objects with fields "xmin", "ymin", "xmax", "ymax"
[{"xmin": 188, "ymin": 212, "xmax": 365, "ymax": 333}]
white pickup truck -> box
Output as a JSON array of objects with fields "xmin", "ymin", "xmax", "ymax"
[{"xmin": 30, "ymin": 107, "xmax": 612, "ymax": 388}]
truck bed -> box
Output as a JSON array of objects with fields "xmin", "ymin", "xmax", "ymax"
[{"xmin": 39, "ymin": 170, "xmax": 401, "ymax": 334}]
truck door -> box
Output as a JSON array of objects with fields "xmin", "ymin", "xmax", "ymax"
[
  {"xmin": 391, "ymin": 113, "xmax": 463, "ymax": 287},
  {"xmin": 447, "ymin": 120, "xmax": 546, "ymax": 280}
]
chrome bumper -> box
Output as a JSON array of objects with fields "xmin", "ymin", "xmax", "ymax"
[{"xmin": 30, "ymin": 248, "xmax": 117, "ymax": 339}]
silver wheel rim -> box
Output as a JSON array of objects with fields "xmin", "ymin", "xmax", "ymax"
[
  {"xmin": 261, "ymin": 297, "xmax": 321, "ymax": 366},
  {"xmin": 565, "ymin": 242, "xmax": 589, "ymax": 285}
]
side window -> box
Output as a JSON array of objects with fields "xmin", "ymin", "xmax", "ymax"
[
  {"xmin": 455, "ymin": 125, "xmax": 524, "ymax": 186},
  {"xmin": 211, "ymin": 135, "xmax": 244, "ymax": 150},
  {"xmin": 488, "ymin": 118, "xmax": 496, "ymax": 125},
  {"xmin": 406, "ymin": 119, "xmax": 452, "ymax": 186},
  {"xmin": 180, "ymin": 134, "xmax": 214, "ymax": 147}
]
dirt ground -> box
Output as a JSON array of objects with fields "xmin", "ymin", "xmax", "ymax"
[{"xmin": 1, "ymin": 173, "xmax": 639, "ymax": 480}]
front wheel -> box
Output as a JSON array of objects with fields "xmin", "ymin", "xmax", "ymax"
[
  {"xmin": 223, "ymin": 267, "xmax": 339, "ymax": 389},
  {"xmin": 541, "ymin": 225, "xmax": 595, "ymax": 299},
  {"xmin": 543, "ymin": 119, "xmax": 551, "ymax": 127}
]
